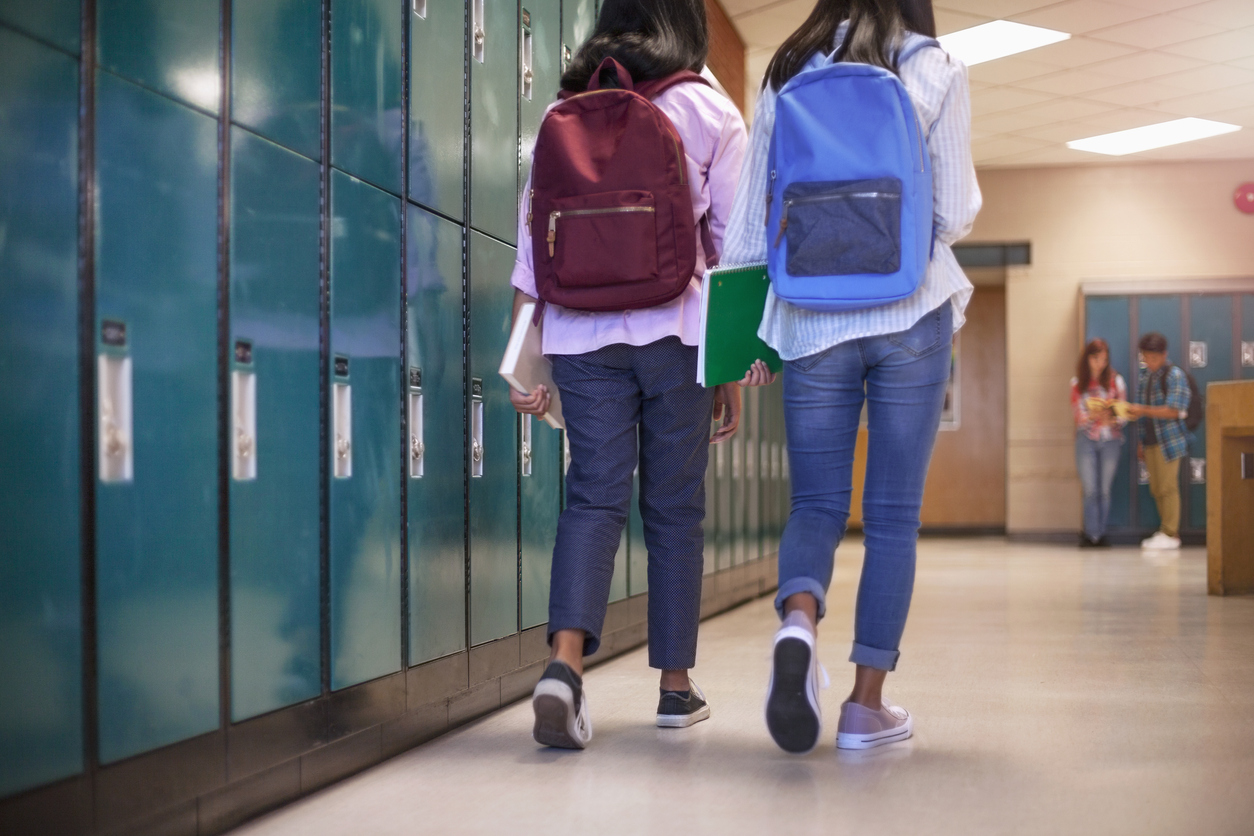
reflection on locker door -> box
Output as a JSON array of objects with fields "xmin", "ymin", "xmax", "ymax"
[
  {"xmin": 470, "ymin": 0, "xmax": 519, "ymax": 242},
  {"xmin": 94, "ymin": 72, "xmax": 220, "ymax": 763},
  {"xmin": 469, "ymin": 231, "xmax": 519, "ymax": 644},
  {"xmin": 97, "ymin": 0, "xmax": 220, "ymax": 113},
  {"xmin": 407, "ymin": 204, "xmax": 468, "ymax": 663},
  {"xmin": 329, "ymin": 171, "xmax": 402, "ymax": 689},
  {"xmin": 332, "ymin": 0, "xmax": 403, "ymax": 195},
  {"xmin": 410, "ymin": 0, "xmax": 465, "ymax": 219},
  {"xmin": 560, "ymin": 0, "xmax": 596, "ymax": 74},
  {"xmin": 521, "ymin": 414, "xmax": 562, "ymax": 628},
  {"xmin": 519, "ymin": 0, "xmax": 560, "ymax": 199},
  {"xmin": 1185, "ymin": 295, "xmax": 1232, "ymax": 530},
  {"xmin": 229, "ymin": 129, "xmax": 322, "ymax": 721},
  {"xmin": 0, "ymin": 26, "xmax": 83, "ymax": 796}
]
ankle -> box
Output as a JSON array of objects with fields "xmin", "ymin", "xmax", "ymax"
[{"xmin": 659, "ymin": 670, "xmax": 690, "ymax": 692}]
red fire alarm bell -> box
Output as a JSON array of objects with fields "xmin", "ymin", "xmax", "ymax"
[{"xmin": 1236, "ymin": 182, "xmax": 1254, "ymax": 215}]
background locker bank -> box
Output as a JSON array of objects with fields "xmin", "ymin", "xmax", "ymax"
[{"xmin": 0, "ymin": 0, "xmax": 781, "ymax": 832}]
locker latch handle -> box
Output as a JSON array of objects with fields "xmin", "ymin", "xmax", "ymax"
[
  {"xmin": 472, "ymin": 0, "xmax": 485, "ymax": 62},
  {"xmin": 471, "ymin": 377, "xmax": 485, "ymax": 478}
]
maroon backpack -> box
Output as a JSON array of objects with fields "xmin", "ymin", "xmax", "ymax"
[{"xmin": 529, "ymin": 57, "xmax": 716, "ymax": 313}]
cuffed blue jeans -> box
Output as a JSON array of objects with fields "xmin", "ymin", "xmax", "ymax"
[
  {"xmin": 775, "ymin": 303, "xmax": 953, "ymax": 672},
  {"xmin": 1075, "ymin": 434, "xmax": 1123, "ymax": 540}
]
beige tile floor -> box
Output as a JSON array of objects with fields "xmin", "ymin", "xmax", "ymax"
[{"xmin": 231, "ymin": 538, "xmax": 1254, "ymax": 836}]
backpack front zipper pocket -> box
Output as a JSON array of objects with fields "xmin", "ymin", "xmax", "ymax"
[
  {"xmin": 547, "ymin": 191, "xmax": 659, "ymax": 288},
  {"xmin": 775, "ymin": 178, "xmax": 902, "ymax": 277}
]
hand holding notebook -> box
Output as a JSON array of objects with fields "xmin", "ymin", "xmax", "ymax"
[
  {"xmin": 499, "ymin": 302, "xmax": 564, "ymax": 429},
  {"xmin": 697, "ymin": 262, "xmax": 783, "ymax": 387}
]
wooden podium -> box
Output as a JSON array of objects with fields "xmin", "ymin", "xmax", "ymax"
[{"xmin": 1207, "ymin": 380, "xmax": 1254, "ymax": 596}]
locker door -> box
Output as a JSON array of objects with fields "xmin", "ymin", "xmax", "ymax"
[
  {"xmin": 410, "ymin": 0, "xmax": 465, "ymax": 220},
  {"xmin": 0, "ymin": 28, "xmax": 82, "ymax": 796},
  {"xmin": 1134, "ymin": 295, "xmax": 1183, "ymax": 533},
  {"xmin": 468, "ymin": 231, "xmax": 518, "ymax": 645},
  {"xmin": 232, "ymin": 0, "xmax": 322, "ymax": 161},
  {"xmin": 94, "ymin": 73, "xmax": 220, "ymax": 763},
  {"xmin": 703, "ymin": 427, "xmax": 717, "ymax": 576},
  {"xmin": 328, "ymin": 171, "xmax": 402, "ymax": 690},
  {"xmin": 560, "ymin": 0, "xmax": 595, "ymax": 71},
  {"xmin": 0, "ymin": 0, "xmax": 80, "ymax": 53},
  {"xmin": 1185, "ymin": 295, "xmax": 1233, "ymax": 531},
  {"xmin": 469, "ymin": 0, "xmax": 519, "ymax": 243},
  {"xmin": 1084, "ymin": 295, "xmax": 1132, "ymax": 530},
  {"xmin": 628, "ymin": 469, "xmax": 647, "ymax": 596},
  {"xmin": 717, "ymin": 437, "xmax": 731, "ymax": 570},
  {"xmin": 521, "ymin": 414, "xmax": 561, "ymax": 627},
  {"xmin": 331, "ymin": 0, "xmax": 403, "ymax": 195},
  {"xmin": 746, "ymin": 387, "xmax": 762, "ymax": 562},
  {"xmin": 228, "ymin": 129, "xmax": 322, "ymax": 721},
  {"xmin": 1243, "ymin": 295, "xmax": 1254, "ymax": 381},
  {"xmin": 98, "ymin": 0, "xmax": 221, "ymax": 113},
  {"xmin": 518, "ymin": 0, "xmax": 560, "ymax": 197},
  {"xmin": 407, "ymin": 204, "xmax": 469, "ymax": 662}
]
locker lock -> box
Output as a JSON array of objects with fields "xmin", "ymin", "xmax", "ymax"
[
  {"xmin": 409, "ymin": 367, "xmax": 425, "ymax": 479},
  {"xmin": 98, "ymin": 319, "xmax": 133, "ymax": 483},
  {"xmin": 471, "ymin": 378, "xmax": 485, "ymax": 477},
  {"xmin": 411, "ymin": 437, "xmax": 425, "ymax": 461}
]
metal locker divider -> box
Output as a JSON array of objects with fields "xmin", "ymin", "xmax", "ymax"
[
  {"xmin": 97, "ymin": 0, "xmax": 221, "ymax": 114},
  {"xmin": 328, "ymin": 170, "xmax": 403, "ymax": 690},
  {"xmin": 0, "ymin": 0, "xmax": 80, "ymax": 53},
  {"xmin": 468, "ymin": 231, "xmax": 519, "ymax": 645},
  {"xmin": 1185, "ymin": 295, "xmax": 1233, "ymax": 530},
  {"xmin": 1084, "ymin": 295, "xmax": 1133, "ymax": 530},
  {"xmin": 732, "ymin": 405, "xmax": 746, "ymax": 566},
  {"xmin": 94, "ymin": 72, "xmax": 221, "ymax": 763},
  {"xmin": 410, "ymin": 0, "xmax": 465, "ymax": 220},
  {"xmin": 331, "ymin": 0, "xmax": 403, "ymax": 195},
  {"xmin": 228, "ymin": 129, "xmax": 322, "ymax": 721},
  {"xmin": 232, "ymin": 0, "xmax": 322, "ymax": 161},
  {"xmin": 469, "ymin": 0, "xmax": 519, "ymax": 243},
  {"xmin": 1134, "ymin": 295, "xmax": 1182, "ymax": 533},
  {"xmin": 716, "ymin": 432, "xmax": 731, "ymax": 570},
  {"xmin": 0, "ymin": 27, "xmax": 83, "ymax": 796},
  {"xmin": 407, "ymin": 204, "xmax": 470, "ymax": 662}
]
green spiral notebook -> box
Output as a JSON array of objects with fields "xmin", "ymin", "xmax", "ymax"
[{"xmin": 697, "ymin": 262, "xmax": 783, "ymax": 387}]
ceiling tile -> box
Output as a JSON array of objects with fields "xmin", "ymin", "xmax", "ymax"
[
  {"xmin": 979, "ymin": 146, "xmax": 1089, "ymax": 167},
  {"xmin": 934, "ymin": 1, "xmax": 1061, "ymax": 17},
  {"xmin": 1105, "ymin": 0, "xmax": 1213, "ymax": 13},
  {"xmin": 1008, "ymin": 121, "xmax": 1111, "ymax": 142},
  {"xmin": 1013, "ymin": 97, "xmax": 1115, "ymax": 122},
  {"xmin": 1088, "ymin": 14, "xmax": 1224, "ymax": 49},
  {"xmin": 1080, "ymin": 78, "xmax": 1195, "ymax": 106},
  {"xmin": 1086, "ymin": 50, "xmax": 1207, "ymax": 80},
  {"xmin": 935, "ymin": 8, "xmax": 991, "ymax": 36},
  {"xmin": 1152, "ymin": 63, "xmax": 1254, "ymax": 94},
  {"xmin": 1205, "ymin": 103, "xmax": 1254, "ymax": 127},
  {"xmin": 967, "ymin": 56, "xmax": 1060, "ymax": 85},
  {"xmin": 1025, "ymin": 37, "xmax": 1138, "ymax": 69},
  {"xmin": 1152, "ymin": 81, "xmax": 1254, "ymax": 114},
  {"xmin": 1170, "ymin": 0, "xmax": 1254, "ymax": 29},
  {"xmin": 731, "ymin": 0, "xmax": 813, "ymax": 49},
  {"xmin": 1071, "ymin": 107, "xmax": 1182, "ymax": 131},
  {"xmin": 1018, "ymin": 68, "xmax": 1127, "ymax": 95},
  {"xmin": 971, "ymin": 134, "xmax": 1054, "ymax": 160},
  {"xmin": 1160, "ymin": 27, "xmax": 1254, "ymax": 63},
  {"xmin": 970, "ymin": 87, "xmax": 1055, "ymax": 116},
  {"xmin": 1230, "ymin": 56, "xmax": 1254, "ymax": 72},
  {"xmin": 1010, "ymin": 0, "xmax": 1154, "ymax": 35}
]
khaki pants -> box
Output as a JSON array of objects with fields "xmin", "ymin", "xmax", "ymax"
[{"xmin": 1144, "ymin": 444, "xmax": 1181, "ymax": 537}]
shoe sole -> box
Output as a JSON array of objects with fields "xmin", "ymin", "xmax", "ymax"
[
  {"xmin": 656, "ymin": 705, "xmax": 711, "ymax": 729},
  {"xmin": 836, "ymin": 716, "xmax": 913, "ymax": 750},
  {"xmin": 532, "ymin": 680, "xmax": 587, "ymax": 750},
  {"xmin": 765, "ymin": 636, "xmax": 821, "ymax": 754}
]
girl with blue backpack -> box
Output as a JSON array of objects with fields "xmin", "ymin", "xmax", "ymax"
[{"xmin": 726, "ymin": 0, "xmax": 981, "ymax": 753}]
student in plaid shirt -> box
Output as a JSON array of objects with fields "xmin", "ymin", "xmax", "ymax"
[{"xmin": 1125, "ymin": 332, "xmax": 1191, "ymax": 551}]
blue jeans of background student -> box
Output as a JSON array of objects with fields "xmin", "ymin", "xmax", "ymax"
[
  {"xmin": 1075, "ymin": 434, "xmax": 1123, "ymax": 541},
  {"xmin": 775, "ymin": 304, "xmax": 952, "ymax": 672}
]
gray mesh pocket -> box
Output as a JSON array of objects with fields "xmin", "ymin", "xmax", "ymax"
[{"xmin": 781, "ymin": 178, "xmax": 901, "ymax": 277}]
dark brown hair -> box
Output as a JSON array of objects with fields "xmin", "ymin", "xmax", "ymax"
[
  {"xmin": 1077, "ymin": 338, "xmax": 1113, "ymax": 392},
  {"xmin": 560, "ymin": 0, "xmax": 708, "ymax": 92},
  {"xmin": 1138, "ymin": 332, "xmax": 1168, "ymax": 354},
  {"xmin": 763, "ymin": 0, "xmax": 937, "ymax": 92}
]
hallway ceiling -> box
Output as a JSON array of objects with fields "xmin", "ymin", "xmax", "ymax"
[{"xmin": 730, "ymin": 0, "xmax": 1254, "ymax": 167}]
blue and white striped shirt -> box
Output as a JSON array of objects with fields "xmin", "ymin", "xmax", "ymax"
[{"xmin": 721, "ymin": 26, "xmax": 982, "ymax": 360}]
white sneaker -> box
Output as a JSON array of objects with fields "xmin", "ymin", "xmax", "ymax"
[
  {"xmin": 1141, "ymin": 531, "xmax": 1181, "ymax": 551},
  {"xmin": 836, "ymin": 698, "xmax": 913, "ymax": 750},
  {"xmin": 532, "ymin": 662, "xmax": 592, "ymax": 749},
  {"xmin": 765, "ymin": 624, "xmax": 827, "ymax": 754}
]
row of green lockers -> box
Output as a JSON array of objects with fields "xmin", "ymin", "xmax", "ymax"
[
  {"xmin": 1083, "ymin": 293, "xmax": 1254, "ymax": 539},
  {"xmin": 0, "ymin": 0, "xmax": 790, "ymax": 799}
]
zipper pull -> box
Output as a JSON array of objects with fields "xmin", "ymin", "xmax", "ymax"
[
  {"xmin": 547, "ymin": 211, "xmax": 558, "ymax": 258},
  {"xmin": 766, "ymin": 170, "xmax": 777, "ymax": 228},
  {"xmin": 773, "ymin": 205, "xmax": 787, "ymax": 248}
]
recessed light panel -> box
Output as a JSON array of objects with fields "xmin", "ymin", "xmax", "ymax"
[
  {"xmin": 1066, "ymin": 118, "xmax": 1241, "ymax": 156},
  {"xmin": 937, "ymin": 21, "xmax": 1070, "ymax": 66}
]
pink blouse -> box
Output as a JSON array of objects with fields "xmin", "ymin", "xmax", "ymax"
[
  {"xmin": 1070, "ymin": 374, "xmax": 1128, "ymax": 442},
  {"xmin": 510, "ymin": 79, "xmax": 747, "ymax": 356}
]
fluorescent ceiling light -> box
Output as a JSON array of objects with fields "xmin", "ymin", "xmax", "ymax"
[
  {"xmin": 1066, "ymin": 118, "xmax": 1241, "ymax": 156},
  {"xmin": 938, "ymin": 21, "xmax": 1070, "ymax": 66}
]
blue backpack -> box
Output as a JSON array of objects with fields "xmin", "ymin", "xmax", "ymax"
[{"xmin": 766, "ymin": 37, "xmax": 940, "ymax": 311}]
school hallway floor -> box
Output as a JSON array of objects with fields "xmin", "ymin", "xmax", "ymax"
[{"xmin": 228, "ymin": 537, "xmax": 1254, "ymax": 836}]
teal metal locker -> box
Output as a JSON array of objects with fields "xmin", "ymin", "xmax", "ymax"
[
  {"xmin": 407, "ymin": 204, "xmax": 469, "ymax": 662},
  {"xmin": 1185, "ymin": 295, "xmax": 1233, "ymax": 529},
  {"xmin": 703, "ymin": 431, "xmax": 717, "ymax": 576},
  {"xmin": 410, "ymin": 0, "xmax": 466, "ymax": 220},
  {"xmin": 716, "ymin": 436, "xmax": 731, "ymax": 570},
  {"xmin": 0, "ymin": 0, "xmax": 80, "ymax": 53},
  {"xmin": 468, "ymin": 231, "xmax": 519, "ymax": 645},
  {"xmin": 1084, "ymin": 295, "xmax": 1133, "ymax": 529},
  {"xmin": 228, "ymin": 129, "xmax": 323, "ymax": 721},
  {"xmin": 746, "ymin": 387, "xmax": 762, "ymax": 562},
  {"xmin": 232, "ymin": 0, "xmax": 322, "ymax": 161},
  {"xmin": 560, "ymin": 0, "xmax": 596, "ymax": 71},
  {"xmin": 328, "ymin": 170, "xmax": 403, "ymax": 689},
  {"xmin": 628, "ymin": 470, "xmax": 648, "ymax": 596},
  {"xmin": 331, "ymin": 0, "xmax": 403, "ymax": 195},
  {"xmin": 1243, "ymin": 295, "xmax": 1254, "ymax": 380},
  {"xmin": 0, "ymin": 26, "xmax": 83, "ymax": 796},
  {"xmin": 518, "ymin": 0, "xmax": 559, "ymax": 198},
  {"xmin": 609, "ymin": 495, "xmax": 628, "ymax": 603},
  {"xmin": 1134, "ymin": 295, "xmax": 1182, "ymax": 533},
  {"xmin": 521, "ymin": 415, "xmax": 562, "ymax": 628},
  {"xmin": 469, "ymin": 0, "xmax": 519, "ymax": 243},
  {"xmin": 98, "ymin": 0, "xmax": 221, "ymax": 114},
  {"xmin": 94, "ymin": 73, "xmax": 221, "ymax": 763},
  {"xmin": 732, "ymin": 415, "xmax": 746, "ymax": 566}
]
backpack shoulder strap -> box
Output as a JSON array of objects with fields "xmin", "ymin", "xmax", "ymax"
[
  {"xmin": 897, "ymin": 36, "xmax": 941, "ymax": 66},
  {"xmin": 633, "ymin": 70, "xmax": 710, "ymax": 101}
]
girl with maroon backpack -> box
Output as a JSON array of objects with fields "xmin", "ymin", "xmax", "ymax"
[{"xmin": 508, "ymin": 0, "xmax": 747, "ymax": 749}]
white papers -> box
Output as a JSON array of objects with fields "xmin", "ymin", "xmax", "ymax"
[
  {"xmin": 498, "ymin": 302, "xmax": 564, "ymax": 429},
  {"xmin": 696, "ymin": 268, "xmax": 713, "ymax": 386}
]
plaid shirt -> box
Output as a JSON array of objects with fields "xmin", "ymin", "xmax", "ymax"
[{"xmin": 1138, "ymin": 365, "xmax": 1190, "ymax": 463}]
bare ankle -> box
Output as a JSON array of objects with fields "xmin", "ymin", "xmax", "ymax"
[{"xmin": 659, "ymin": 670, "xmax": 690, "ymax": 692}]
